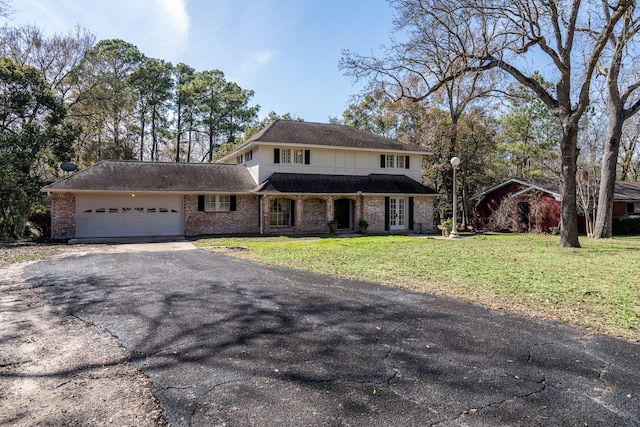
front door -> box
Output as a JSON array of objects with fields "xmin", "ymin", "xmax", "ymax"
[
  {"xmin": 333, "ymin": 198, "xmax": 353, "ymax": 230},
  {"xmin": 389, "ymin": 197, "xmax": 406, "ymax": 230}
]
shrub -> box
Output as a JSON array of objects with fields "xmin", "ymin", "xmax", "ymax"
[
  {"xmin": 612, "ymin": 215, "xmax": 640, "ymax": 235},
  {"xmin": 28, "ymin": 212, "xmax": 51, "ymax": 242}
]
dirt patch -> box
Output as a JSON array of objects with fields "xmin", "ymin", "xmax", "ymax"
[{"xmin": 0, "ymin": 250, "xmax": 168, "ymax": 426}]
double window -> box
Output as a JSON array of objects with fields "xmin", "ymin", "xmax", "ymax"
[
  {"xmin": 197, "ymin": 195, "xmax": 236, "ymax": 212},
  {"xmin": 274, "ymin": 148, "xmax": 310, "ymax": 165},
  {"xmin": 382, "ymin": 154, "xmax": 409, "ymax": 169},
  {"xmin": 236, "ymin": 150, "xmax": 253, "ymax": 164}
]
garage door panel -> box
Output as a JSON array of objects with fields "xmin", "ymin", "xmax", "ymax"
[{"xmin": 76, "ymin": 194, "xmax": 183, "ymax": 238}]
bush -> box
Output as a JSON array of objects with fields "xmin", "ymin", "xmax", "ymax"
[
  {"xmin": 28, "ymin": 212, "xmax": 51, "ymax": 242},
  {"xmin": 612, "ymin": 215, "xmax": 640, "ymax": 235}
]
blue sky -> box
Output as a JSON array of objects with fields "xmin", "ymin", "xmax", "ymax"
[{"xmin": 8, "ymin": 0, "xmax": 396, "ymax": 123}]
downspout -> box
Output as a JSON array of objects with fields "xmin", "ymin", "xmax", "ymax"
[{"xmin": 259, "ymin": 195, "xmax": 263, "ymax": 234}]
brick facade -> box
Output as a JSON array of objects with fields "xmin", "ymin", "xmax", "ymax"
[
  {"xmin": 184, "ymin": 195, "xmax": 260, "ymax": 235},
  {"xmin": 49, "ymin": 191, "xmax": 434, "ymax": 239},
  {"xmin": 260, "ymin": 194, "xmax": 435, "ymax": 234},
  {"xmin": 50, "ymin": 192, "xmax": 76, "ymax": 240}
]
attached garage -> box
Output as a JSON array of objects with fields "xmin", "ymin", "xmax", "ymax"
[
  {"xmin": 76, "ymin": 193, "xmax": 182, "ymax": 238},
  {"xmin": 43, "ymin": 161, "xmax": 259, "ymax": 240}
]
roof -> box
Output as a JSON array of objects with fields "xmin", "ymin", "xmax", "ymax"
[
  {"xmin": 221, "ymin": 120, "xmax": 430, "ymax": 160},
  {"xmin": 470, "ymin": 178, "xmax": 562, "ymax": 201},
  {"xmin": 42, "ymin": 161, "xmax": 258, "ymax": 193},
  {"xmin": 255, "ymin": 173, "xmax": 437, "ymax": 195},
  {"xmin": 614, "ymin": 181, "xmax": 640, "ymax": 201}
]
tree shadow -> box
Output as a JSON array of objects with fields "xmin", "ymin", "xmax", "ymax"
[{"xmin": 21, "ymin": 249, "xmax": 640, "ymax": 426}]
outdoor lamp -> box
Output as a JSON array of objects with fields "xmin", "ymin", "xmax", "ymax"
[{"xmin": 450, "ymin": 157, "xmax": 461, "ymax": 238}]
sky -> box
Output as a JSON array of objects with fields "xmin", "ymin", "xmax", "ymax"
[{"xmin": 7, "ymin": 0, "xmax": 397, "ymax": 123}]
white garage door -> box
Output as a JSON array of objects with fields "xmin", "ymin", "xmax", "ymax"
[{"xmin": 76, "ymin": 194, "xmax": 183, "ymax": 238}]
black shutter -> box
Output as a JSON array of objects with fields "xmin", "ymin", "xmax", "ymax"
[
  {"xmin": 274, "ymin": 148, "xmax": 280, "ymax": 163},
  {"xmin": 405, "ymin": 156, "xmax": 410, "ymax": 169},
  {"xmin": 304, "ymin": 149, "xmax": 311, "ymax": 165},
  {"xmin": 380, "ymin": 154, "xmax": 386, "ymax": 168},
  {"xmin": 384, "ymin": 197, "xmax": 390, "ymax": 231},
  {"xmin": 290, "ymin": 200, "xmax": 295, "ymax": 226},
  {"xmin": 197, "ymin": 195, "xmax": 205, "ymax": 211},
  {"xmin": 230, "ymin": 195, "xmax": 237, "ymax": 211},
  {"xmin": 408, "ymin": 197, "xmax": 414, "ymax": 230}
]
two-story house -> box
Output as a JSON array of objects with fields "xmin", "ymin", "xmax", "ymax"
[{"xmin": 44, "ymin": 120, "xmax": 437, "ymax": 240}]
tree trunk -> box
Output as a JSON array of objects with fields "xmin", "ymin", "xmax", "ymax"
[
  {"xmin": 559, "ymin": 126, "xmax": 581, "ymax": 248},
  {"xmin": 139, "ymin": 117, "xmax": 146, "ymax": 161},
  {"xmin": 593, "ymin": 109, "xmax": 624, "ymax": 238},
  {"xmin": 176, "ymin": 104, "xmax": 182, "ymax": 162}
]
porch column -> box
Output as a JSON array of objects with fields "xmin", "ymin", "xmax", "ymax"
[
  {"xmin": 356, "ymin": 192, "xmax": 363, "ymax": 222},
  {"xmin": 295, "ymin": 195, "xmax": 304, "ymax": 233},
  {"xmin": 262, "ymin": 195, "xmax": 271, "ymax": 234},
  {"xmin": 325, "ymin": 196, "xmax": 334, "ymax": 223}
]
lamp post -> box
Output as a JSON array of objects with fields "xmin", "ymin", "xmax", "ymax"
[{"xmin": 450, "ymin": 156, "xmax": 461, "ymax": 238}]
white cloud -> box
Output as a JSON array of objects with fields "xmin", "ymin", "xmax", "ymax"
[
  {"xmin": 250, "ymin": 50, "xmax": 274, "ymax": 66},
  {"xmin": 239, "ymin": 49, "xmax": 274, "ymax": 75},
  {"xmin": 149, "ymin": 0, "xmax": 190, "ymax": 54}
]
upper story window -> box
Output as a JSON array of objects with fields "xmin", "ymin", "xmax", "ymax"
[
  {"xmin": 236, "ymin": 150, "xmax": 253, "ymax": 164},
  {"xmin": 281, "ymin": 149, "xmax": 291, "ymax": 164},
  {"xmin": 381, "ymin": 154, "xmax": 409, "ymax": 169},
  {"xmin": 274, "ymin": 148, "xmax": 310, "ymax": 165}
]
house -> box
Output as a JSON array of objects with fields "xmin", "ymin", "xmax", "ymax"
[
  {"xmin": 470, "ymin": 178, "xmax": 564, "ymax": 233},
  {"xmin": 43, "ymin": 120, "xmax": 437, "ymax": 240},
  {"xmin": 612, "ymin": 181, "xmax": 640, "ymax": 216}
]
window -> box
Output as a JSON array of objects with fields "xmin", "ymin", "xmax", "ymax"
[
  {"xmin": 382, "ymin": 154, "xmax": 409, "ymax": 169},
  {"xmin": 274, "ymin": 148, "xmax": 309, "ymax": 164},
  {"xmin": 236, "ymin": 155, "xmax": 243, "ymax": 164},
  {"xmin": 627, "ymin": 202, "xmax": 640, "ymax": 214},
  {"xmin": 245, "ymin": 150, "xmax": 253, "ymax": 161},
  {"xmin": 270, "ymin": 198, "xmax": 293, "ymax": 226},
  {"xmin": 205, "ymin": 195, "xmax": 231, "ymax": 212},
  {"xmin": 281, "ymin": 149, "xmax": 291, "ymax": 164},
  {"xmin": 396, "ymin": 155, "xmax": 406, "ymax": 169},
  {"xmin": 386, "ymin": 154, "xmax": 395, "ymax": 168}
]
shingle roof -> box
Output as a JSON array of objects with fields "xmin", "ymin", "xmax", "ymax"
[
  {"xmin": 614, "ymin": 181, "xmax": 640, "ymax": 201},
  {"xmin": 225, "ymin": 120, "xmax": 430, "ymax": 156},
  {"xmin": 470, "ymin": 178, "xmax": 562, "ymax": 201},
  {"xmin": 255, "ymin": 173, "xmax": 437, "ymax": 195},
  {"xmin": 42, "ymin": 161, "xmax": 258, "ymax": 193}
]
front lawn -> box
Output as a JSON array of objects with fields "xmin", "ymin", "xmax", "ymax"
[{"xmin": 194, "ymin": 233, "xmax": 640, "ymax": 341}]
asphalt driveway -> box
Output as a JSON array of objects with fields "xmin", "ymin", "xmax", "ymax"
[{"xmin": 24, "ymin": 247, "xmax": 640, "ymax": 426}]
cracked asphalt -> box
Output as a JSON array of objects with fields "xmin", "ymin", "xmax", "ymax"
[{"xmin": 23, "ymin": 247, "xmax": 640, "ymax": 426}]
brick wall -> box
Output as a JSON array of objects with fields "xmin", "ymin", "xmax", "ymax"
[
  {"xmin": 302, "ymin": 197, "xmax": 327, "ymax": 232},
  {"xmin": 413, "ymin": 196, "xmax": 435, "ymax": 233},
  {"xmin": 51, "ymin": 192, "xmax": 76, "ymax": 240},
  {"xmin": 184, "ymin": 195, "xmax": 260, "ymax": 235},
  {"xmin": 362, "ymin": 196, "xmax": 386, "ymax": 232}
]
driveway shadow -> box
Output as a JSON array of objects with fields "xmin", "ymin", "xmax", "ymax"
[{"xmin": 24, "ymin": 249, "xmax": 640, "ymax": 426}]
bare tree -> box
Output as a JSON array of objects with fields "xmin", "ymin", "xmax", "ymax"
[
  {"xmin": 0, "ymin": 25, "xmax": 95, "ymax": 104},
  {"xmin": 341, "ymin": 0, "xmax": 632, "ymax": 247},
  {"xmin": 619, "ymin": 116, "xmax": 640, "ymax": 180},
  {"xmin": 593, "ymin": 3, "xmax": 640, "ymax": 238}
]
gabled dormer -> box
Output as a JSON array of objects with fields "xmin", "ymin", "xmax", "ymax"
[{"xmin": 218, "ymin": 120, "xmax": 431, "ymax": 185}]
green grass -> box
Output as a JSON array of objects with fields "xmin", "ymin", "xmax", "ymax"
[{"xmin": 194, "ymin": 233, "xmax": 640, "ymax": 341}]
